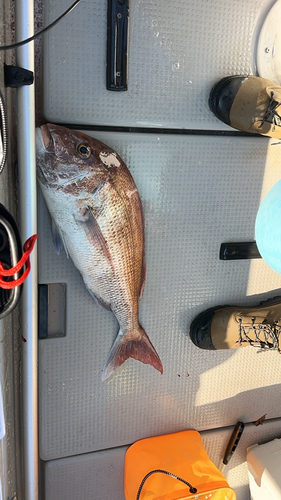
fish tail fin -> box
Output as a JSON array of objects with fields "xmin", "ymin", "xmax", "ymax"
[{"xmin": 101, "ymin": 326, "xmax": 163, "ymax": 381}]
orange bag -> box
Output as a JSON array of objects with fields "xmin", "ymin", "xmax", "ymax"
[{"xmin": 124, "ymin": 430, "xmax": 236, "ymax": 500}]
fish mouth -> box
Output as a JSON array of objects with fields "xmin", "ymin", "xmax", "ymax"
[{"xmin": 36, "ymin": 124, "xmax": 55, "ymax": 153}]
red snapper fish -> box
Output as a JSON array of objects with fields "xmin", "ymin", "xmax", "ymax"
[{"xmin": 36, "ymin": 124, "xmax": 163, "ymax": 380}]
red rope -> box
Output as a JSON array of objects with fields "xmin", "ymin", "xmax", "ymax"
[{"xmin": 0, "ymin": 234, "xmax": 38, "ymax": 289}]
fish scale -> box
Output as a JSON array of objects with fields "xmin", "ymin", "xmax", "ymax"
[
  {"xmin": 113, "ymin": 167, "xmax": 145, "ymax": 290},
  {"xmin": 85, "ymin": 181, "xmax": 138, "ymax": 325}
]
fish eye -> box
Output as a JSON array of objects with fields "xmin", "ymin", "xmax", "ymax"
[{"xmin": 77, "ymin": 144, "xmax": 91, "ymax": 158}]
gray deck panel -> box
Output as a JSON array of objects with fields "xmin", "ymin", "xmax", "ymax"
[
  {"xmin": 42, "ymin": 0, "xmax": 275, "ymax": 129},
  {"xmin": 44, "ymin": 419, "xmax": 281, "ymax": 500},
  {"xmin": 38, "ymin": 132, "xmax": 281, "ymax": 461}
]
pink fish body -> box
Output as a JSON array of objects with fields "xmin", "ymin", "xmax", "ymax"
[{"xmin": 36, "ymin": 124, "xmax": 163, "ymax": 380}]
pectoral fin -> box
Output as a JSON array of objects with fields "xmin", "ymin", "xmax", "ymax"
[
  {"xmin": 51, "ymin": 218, "xmax": 69, "ymax": 258},
  {"xmin": 75, "ymin": 206, "xmax": 114, "ymax": 269}
]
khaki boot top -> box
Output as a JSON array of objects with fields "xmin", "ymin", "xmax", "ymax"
[
  {"xmin": 211, "ymin": 302, "xmax": 281, "ymax": 350},
  {"xmin": 230, "ymin": 77, "xmax": 281, "ymax": 138}
]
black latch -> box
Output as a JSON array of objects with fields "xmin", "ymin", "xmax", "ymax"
[{"xmin": 4, "ymin": 64, "xmax": 34, "ymax": 88}]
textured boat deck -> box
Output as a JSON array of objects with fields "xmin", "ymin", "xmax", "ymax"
[{"xmin": 35, "ymin": 0, "xmax": 281, "ymax": 498}]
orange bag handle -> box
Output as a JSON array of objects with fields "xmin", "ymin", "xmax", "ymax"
[{"xmin": 136, "ymin": 469, "xmax": 197, "ymax": 500}]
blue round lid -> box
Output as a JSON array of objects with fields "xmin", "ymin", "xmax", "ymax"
[{"xmin": 256, "ymin": 178, "xmax": 281, "ymax": 275}]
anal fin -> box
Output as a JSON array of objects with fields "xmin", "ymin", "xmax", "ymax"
[{"xmin": 85, "ymin": 285, "xmax": 112, "ymax": 311}]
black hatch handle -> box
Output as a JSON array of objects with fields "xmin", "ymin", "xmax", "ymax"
[{"xmin": 106, "ymin": 0, "xmax": 129, "ymax": 91}]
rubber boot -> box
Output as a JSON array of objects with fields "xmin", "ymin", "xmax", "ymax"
[
  {"xmin": 209, "ymin": 75, "xmax": 281, "ymax": 138},
  {"xmin": 190, "ymin": 296, "xmax": 281, "ymax": 351}
]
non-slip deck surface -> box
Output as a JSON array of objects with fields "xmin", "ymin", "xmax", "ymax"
[
  {"xmin": 44, "ymin": 419, "xmax": 281, "ymax": 500},
  {"xmin": 40, "ymin": 1, "xmax": 281, "ymax": 497},
  {"xmin": 42, "ymin": 0, "xmax": 275, "ymax": 128},
  {"xmin": 38, "ymin": 133, "xmax": 281, "ymax": 462}
]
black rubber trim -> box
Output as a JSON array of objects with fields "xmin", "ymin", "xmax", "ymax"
[{"xmin": 57, "ymin": 123, "xmax": 266, "ymax": 138}]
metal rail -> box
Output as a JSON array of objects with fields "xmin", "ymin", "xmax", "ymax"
[
  {"xmin": 15, "ymin": 0, "xmax": 38, "ymax": 498},
  {"xmin": 0, "ymin": 215, "xmax": 21, "ymax": 319}
]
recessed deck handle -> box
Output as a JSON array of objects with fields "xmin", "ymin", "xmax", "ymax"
[
  {"xmin": 220, "ymin": 241, "xmax": 261, "ymax": 260},
  {"xmin": 106, "ymin": 0, "xmax": 129, "ymax": 91}
]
